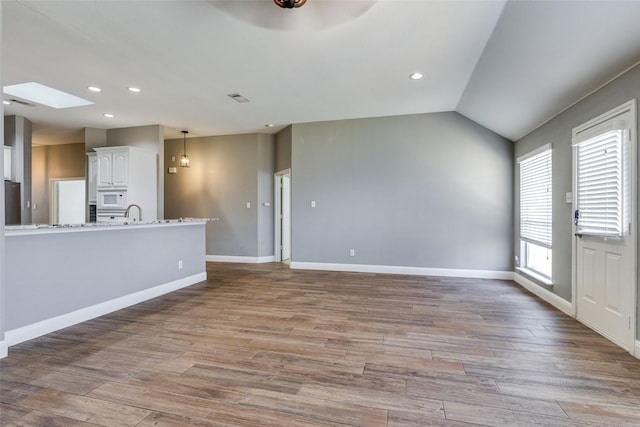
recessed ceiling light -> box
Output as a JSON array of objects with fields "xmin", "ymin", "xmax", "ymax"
[
  {"xmin": 3, "ymin": 82, "xmax": 93, "ymax": 109},
  {"xmin": 128, "ymin": 87, "xmax": 141, "ymax": 93},
  {"xmin": 265, "ymin": 123, "xmax": 274, "ymax": 128},
  {"xmin": 87, "ymin": 86, "xmax": 102, "ymax": 92},
  {"xmin": 103, "ymin": 113, "xmax": 115, "ymax": 118},
  {"xmin": 409, "ymin": 72, "xmax": 424, "ymax": 80},
  {"xmin": 3, "ymin": 100, "xmax": 11, "ymax": 105}
]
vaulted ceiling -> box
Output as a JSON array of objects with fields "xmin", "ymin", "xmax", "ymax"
[{"xmin": 3, "ymin": 0, "xmax": 640, "ymax": 145}]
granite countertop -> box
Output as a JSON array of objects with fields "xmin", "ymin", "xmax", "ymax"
[{"xmin": 5, "ymin": 218, "xmax": 218, "ymax": 235}]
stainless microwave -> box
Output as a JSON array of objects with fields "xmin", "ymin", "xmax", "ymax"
[{"xmin": 97, "ymin": 190, "xmax": 127, "ymax": 210}]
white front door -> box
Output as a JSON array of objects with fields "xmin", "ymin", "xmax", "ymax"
[
  {"xmin": 573, "ymin": 100, "xmax": 636, "ymax": 352},
  {"xmin": 576, "ymin": 235, "xmax": 634, "ymax": 350}
]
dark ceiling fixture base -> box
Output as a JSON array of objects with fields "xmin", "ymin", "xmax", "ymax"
[{"xmin": 274, "ymin": 0, "xmax": 307, "ymax": 9}]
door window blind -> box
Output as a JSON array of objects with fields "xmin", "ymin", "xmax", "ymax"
[
  {"xmin": 575, "ymin": 129, "xmax": 624, "ymax": 237},
  {"xmin": 519, "ymin": 147, "xmax": 552, "ymax": 248}
]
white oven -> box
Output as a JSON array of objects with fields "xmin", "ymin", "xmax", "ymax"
[{"xmin": 97, "ymin": 190, "xmax": 127, "ymax": 210}]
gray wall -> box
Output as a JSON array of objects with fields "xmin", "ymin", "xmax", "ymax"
[
  {"xmin": 85, "ymin": 127, "xmax": 107, "ymax": 153},
  {"xmin": 5, "ymin": 223, "xmax": 205, "ymax": 332},
  {"xmin": 514, "ymin": 62, "xmax": 640, "ymax": 334},
  {"xmin": 4, "ymin": 115, "xmax": 32, "ymax": 224},
  {"xmin": 257, "ymin": 134, "xmax": 275, "ymax": 257},
  {"xmin": 275, "ymin": 125, "xmax": 292, "ymax": 172},
  {"xmin": 106, "ymin": 125, "xmax": 162, "ymax": 153},
  {"xmin": 291, "ymin": 112, "xmax": 513, "ymax": 271},
  {"xmin": 164, "ymin": 133, "xmax": 275, "ymax": 258}
]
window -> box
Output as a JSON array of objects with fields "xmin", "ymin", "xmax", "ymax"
[
  {"xmin": 574, "ymin": 126, "xmax": 626, "ymax": 237},
  {"xmin": 518, "ymin": 145, "xmax": 552, "ymax": 282}
]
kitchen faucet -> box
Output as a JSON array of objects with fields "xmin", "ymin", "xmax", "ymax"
[{"xmin": 124, "ymin": 204, "xmax": 142, "ymax": 222}]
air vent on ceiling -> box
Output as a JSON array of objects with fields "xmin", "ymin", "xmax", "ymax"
[
  {"xmin": 7, "ymin": 98, "xmax": 37, "ymax": 107},
  {"xmin": 227, "ymin": 93, "xmax": 250, "ymax": 103}
]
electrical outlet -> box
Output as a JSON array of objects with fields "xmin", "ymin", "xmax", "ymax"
[
  {"xmin": 178, "ymin": 260, "xmax": 183, "ymax": 269},
  {"xmin": 349, "ymin": 249, "xmax": 355, "ymax": 257}
]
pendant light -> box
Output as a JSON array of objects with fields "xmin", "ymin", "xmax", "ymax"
[{"xmin": 180, "ymin": 130, "xmax": 190, "ymax": 168}]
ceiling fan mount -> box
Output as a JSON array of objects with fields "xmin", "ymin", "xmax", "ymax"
[{"xmin": 274, "ymin": 0, "xmax": 307, "ymax": 9}]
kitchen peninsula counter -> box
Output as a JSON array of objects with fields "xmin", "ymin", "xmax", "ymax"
[
  {"xmin": 4, "ymin": 218, "xmax": 211, "ymax": 350},
  {"xmin": 5, "ymin": 217, "xmax": 217, "ymax": 235}
]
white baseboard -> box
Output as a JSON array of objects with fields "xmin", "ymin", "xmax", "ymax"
[
  {"xmin": 513, "ymin": 272, "xmax": 573, "ymax": 317},
  {"xmin": 289, "ymin": 262, "xmax": 514, "ymax": 280},
  {"xmin": 514, "ymin": 274, "xmax": 640, "ymax": 359},
  {"xmin": 207, "ymin": 255, "xmax": 275, "ymax": 264},
  {"xmin": 0, "ymin": 340, "xmax": 7, "ymax": 359},
  {"xmin": 5, "ymin": 272, "xmax": 206, "ymax": 347}
]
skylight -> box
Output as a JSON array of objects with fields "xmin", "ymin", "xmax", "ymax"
[{"xmin": 3, "ymin": 82, "xmax": 93, "ymax": 109}]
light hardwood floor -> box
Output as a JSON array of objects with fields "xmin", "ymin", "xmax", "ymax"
[{"xmin": 2, "ymin": 262, "xmax": 640, "ymax": 426}]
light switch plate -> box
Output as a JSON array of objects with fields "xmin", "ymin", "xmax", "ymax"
[
  {"xmin": 566, "ymin": 192, "xmax": 572, "ymax": 203},
  {"xmin": 168, "ymin": 167, "xmax": 177, "ymax": 174}
]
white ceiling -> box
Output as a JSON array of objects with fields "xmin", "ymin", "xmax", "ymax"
[{"xmin": 3, "ymin": 0, "xmax": 640, "ymax": 145}]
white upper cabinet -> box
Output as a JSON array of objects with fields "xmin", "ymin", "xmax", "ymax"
[
  {"xmin": 96, "ymin": 151, "xmax": 112, "ymax": 188},
  {"xmin": 111, "ymin": 150, "xmax": 129, "ymax": 187},
  {"xmin": 96, "ymin": 148, "xmax": 129, "ymax": 188}
]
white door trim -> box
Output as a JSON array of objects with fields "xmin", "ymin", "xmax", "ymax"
[
  {"xmin": 274, "ymin": 168, "xmax": 291, "ymax": 263},
  {"xmin": 571, "ymin": 99, "xmax": 637, "ymax": 355}
]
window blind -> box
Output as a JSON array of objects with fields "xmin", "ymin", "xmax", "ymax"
[
  {"xmin": 519, "ymin": 147, "xmax": 552, "ymax": 248},
  {"xmin": 575, "ymin": 129, "xmax": 624, "ymax": 237}
]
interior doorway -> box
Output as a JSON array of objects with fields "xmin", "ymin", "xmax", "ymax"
[
  {"xmin": 51, "ymin": 178, "xmax": 86, "ymax": 224},
  {"xmin": 274, "ymin": 169, "xmax": 291, "ymax": 263}
]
